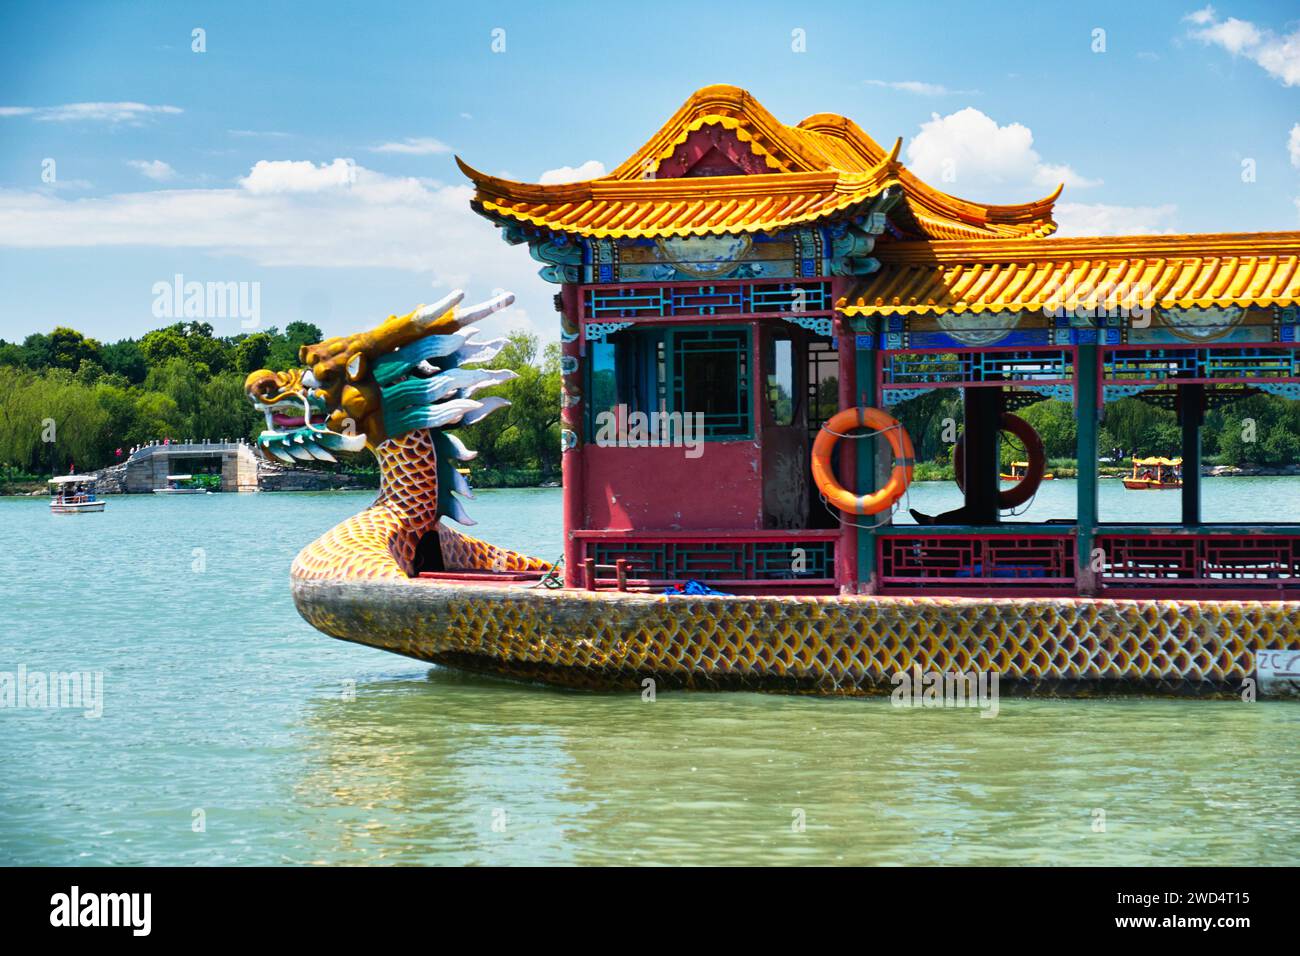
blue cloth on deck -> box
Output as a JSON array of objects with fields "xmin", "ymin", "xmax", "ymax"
[{"xmin": 663, "ymin": 580, "xmax": 730, "ymax": 596}]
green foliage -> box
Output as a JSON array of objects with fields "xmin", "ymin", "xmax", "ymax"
[
  {"xmin": 0, "ymin": 366, "xmax": 109, "ymax": 473},
  {"xmin": 232, "ymin": 332, "xmax": 272, "ymax": 375},
  {"xmin": 139, "ymin": 321, "xmax": 231, "ymax": 377},
  {"xmin": 265, "ymin": 322, "xmax": 322, "ymax": 371},
  {"xmin": 48, "ymin": 326, "xmax": 102, "ymax": 371},
  {"xmin": 101, "ymin": 338, "xmax": 149, "ymax": 384},
  {"xmin": 0, "ymin": 320, "xmax": 321, "ymax": 474},
  {"xmin": 0, "ymin": 319, "xmax": 562, "ymax": 484},
  {"xmin": 894, "ymin": 388, "xmax": 963, "ymax": 464},
  {"xmin": 19, "ymin": 332, "xmax": 54, "ymax": 368},
  {"xmin": 911, "ymin": 460, "xmax": 954, "ymax": 482},
  {"xmin": 1211, "ymin": 393, "xmax": 1300, "ymax": 466},
  {"xmin": 455, "ymin": 331, "xmax": 561, "ymax": 480},
  {"xmin": 1015, "ymin": 400, "xmax": 1077, "ymax": 460},
  {"xmin": 1101, "ymin": 398, "xmax": 1181, "ymax": 457}
]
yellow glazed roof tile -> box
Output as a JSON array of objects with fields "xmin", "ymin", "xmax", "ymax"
[
  {"xmin": 459, "ymin": 84, "xmax": 1059, "ymax": 241},
  {"xmin": 837, "ymin": 233, "xmax": 1300, "ymax": 316}
]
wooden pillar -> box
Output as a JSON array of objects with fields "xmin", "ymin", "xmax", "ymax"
[
  {"xmin": 834, "ymin": 312, "xmax": 858, "ymax": 590},
  {"xmin": 854, "ymin": 320, "xmax": 879, "ymax": 593},
  {"xmin": 1075, "ymin": 343, "xmax": 1100, "ymax": 594},
  {"xmin": 962, "ymin": 387, "xmax": 1003, "ymax": 525},
  {"xmin": 560, "ymin": 284, "xmax": 584, "ymax": 588},
  {"xmin": 1179, "ymin": 383, "xmax": 1204, "ymax": 527}
]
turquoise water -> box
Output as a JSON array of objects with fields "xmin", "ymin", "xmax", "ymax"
[
  {"xmin": 1, "ymin": 485, "xmax": 1297, "ymax": 865},
  {"xmin": 898, "ymin": 474, "xmax": 1300, "ymax": 524}
]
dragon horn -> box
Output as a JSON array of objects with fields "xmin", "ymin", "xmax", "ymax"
[
  {"xmin": 338, "ymin": 289, "xmax": 512, "ymax": 360},
  {"xmin": 455, "ymin": 291, "xmax": 515, "ymax": 327},
  {"xmin": 351, "ymin": 290, "xmax": 465, "ymax": 356},
  {"xmin": 412, "ymin": 289, "xmax": 466, "ymax": 329}
]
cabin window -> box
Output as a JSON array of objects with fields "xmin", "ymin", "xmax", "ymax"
[
  {"xmin": 588, "ymin": 334, "xmax": 664, "ymax": 422},
  {"xmin": 806, "ymin": 339, "xmax": 839, "ymax": 436},
  {"xmin": 671, "ymin": 329, "xmax": 750, "ymax": 438},
  {"xmin": 586, "ymin": 326, "xmax": 752, "ymax": 440},
  {"xmin": 766, "ymin": 336, "xmax": 796, "ymax": 426}
]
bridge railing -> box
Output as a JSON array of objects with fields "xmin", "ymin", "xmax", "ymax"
[{"xmin": 127, "ymin": 439, "xmax": 252, "ymax": 460}]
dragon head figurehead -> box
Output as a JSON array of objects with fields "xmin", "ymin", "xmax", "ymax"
[{"xmin": 244, "ymin": 290, "xmax": 518, "ymax": 524}]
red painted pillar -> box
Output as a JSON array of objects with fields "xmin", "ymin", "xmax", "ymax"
[
  {"xmin": 560, "ymin": 284, "xmax": 585, "ymax": 587},
  {"xmin": 833, "ymin": 291, "xmax": 858, "ymax": 592},
  {"xmin": 750, "ymin": 319, "xmax": 764, "ymax": 529}
]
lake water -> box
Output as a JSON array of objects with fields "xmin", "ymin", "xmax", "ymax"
[{"xmin": 1, "ymin": 481, "xmax": 1298, "ymax": 865}]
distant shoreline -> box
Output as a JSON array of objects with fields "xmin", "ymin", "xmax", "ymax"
[
  {"xmin": 1, "ymin": 481, "xmax": 562, "ymax": 497},
  {"xmin": 4, "ymin": 471, "xmax": 1293, "ymax": 498}
]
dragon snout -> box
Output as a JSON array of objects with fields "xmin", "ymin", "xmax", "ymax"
[{"xmin": 244, "ymin": 369, "xmax": 283, "ymax": 404}]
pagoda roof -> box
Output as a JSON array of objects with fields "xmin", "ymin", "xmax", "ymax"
[
  {"xmin": 459, "ymin": 84, "xmax": 1060, "ymax": 241},
  {"xmin": 837, "ymin": 232, "xmax": 1300, "ymax": 317}
]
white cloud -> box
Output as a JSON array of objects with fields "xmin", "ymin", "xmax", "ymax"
[
  {"xmin": 126, "ymin": 159, "xmax": 177, "ymax": 182},
  {"xmin": 369, "ymin": 137, "xmax": 451, "ymax": 155},
  {"xmin": 0, "ymin": 102, "xmax": 182, "ymax": 123},
  {"xmin": 0, "ymin": 159, "xmax": 551, "ymax": 337},
  {"xmin": 238, "ymin": 158, "xmax": 358, "ymax": 194},
  {"xmin": 905, "ymin": 108, "xmax": 1100, "ymax": 199},
  {"xmin": 1186, "ymin": 7, "xmax": 1300, "ymax": 86},
  {"xmin": 1289, "ymin": 123, "xmax": 1300, "ymax": 168},
  {"xmin": 538, "ymin": 160, "xmax": 605, "ymax": 184},
  {"xmin": 1054, "ymin": 202, "xmax": 1179, "ymax": 236},
  {"xmin": 866, "ymin": 79, "xmax": 977, "ymax": 96}
]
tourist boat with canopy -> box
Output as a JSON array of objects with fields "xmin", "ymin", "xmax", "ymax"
[
  {"xmin": 49, "ymin": 475, "xmax": 106, "ymax": 514},
  {"xmin": 153, "ymin": 474, "xmax": 208, "ymax": 494},
  {"xmin": 1123, "ymin": 457, "xmax": 1183, "ymax": 490},
  {"xmin": 244, "ymin": 85, "xmax": 1300, "ymax": 698},
  {"xmin": 1002, "ymin": 461, "xmax": 1055, "ymax": 482}
]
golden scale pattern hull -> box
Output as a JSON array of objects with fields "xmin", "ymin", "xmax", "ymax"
[
  {"xmin": 291, "ymin": 577, "xmax": 1300, "ymax": 697},
  {"xmin": 286, "ymin": 430, "xmax": 1300, "ymax": 697}
]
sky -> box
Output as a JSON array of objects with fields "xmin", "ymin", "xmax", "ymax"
[{"xmin": 0, "ymin": 0, "xmax": 1298, "ymax": 346}]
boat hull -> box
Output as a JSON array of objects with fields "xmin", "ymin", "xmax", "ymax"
[
  {"xmin": 1122, "ymin": 479, "xmax": 1182, "ymax": 489},
  {"xmin": 50, "ymin": 501, "xmax": 106, "ymax": 513},
  {"xmin": 291, "ymin": 576, "xmax": 1300, "ymax": 697}
]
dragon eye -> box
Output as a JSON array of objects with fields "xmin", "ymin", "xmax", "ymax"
[{"xmin": 347, "ymin": 354, "xmax": 366, "ymax": 381}]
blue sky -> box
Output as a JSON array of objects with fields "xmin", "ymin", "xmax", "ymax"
[{"xmin": 1, "ymin": 0, "xmax": 1297, "ymax": 345}]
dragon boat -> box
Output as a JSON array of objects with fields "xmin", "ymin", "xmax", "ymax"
[{"xmin": 248, "ymin": 85, "xmax": 1300, "ymax": 698}]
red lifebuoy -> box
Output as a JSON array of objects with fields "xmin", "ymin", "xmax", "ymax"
[
  {"xmin": 811, "ymin": 407, "xmax": 915, "ymax": 515},
  {"xmin": 953, "ymin": 412, "xmax": 1046, "ymax": 509}
]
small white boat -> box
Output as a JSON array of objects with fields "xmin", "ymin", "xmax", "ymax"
[
  {"xmin": 153, "ymin": 474, "xmax": 208, "ymax": 495},
  {"xmin": 49, "ymin": 475, "xmax": 106, "ymax": 514}
]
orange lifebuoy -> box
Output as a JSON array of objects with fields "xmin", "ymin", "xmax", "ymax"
[
  {"xmin": 811, "ymin": 407, "xmax": 915, "ymax": 515},
  {"xmin": 953, "ymin": 411, "xmax": 1045, "ymax": 509}
]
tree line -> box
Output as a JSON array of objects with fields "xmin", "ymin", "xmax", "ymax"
[
  {"xmin": 5, "ymin": 321, "xmax": 1295, "ymax": 482},
  {"xmin": 0, "ymin": 322, "xmax": 562, "ymax": 482},
  {"xmin": 895, "ymin": 387, "xmax": 1300, "ymax": 469}
]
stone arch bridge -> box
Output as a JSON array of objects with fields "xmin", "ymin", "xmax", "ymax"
[{"xmin": 122, "ymin": 441, "xmax": 260, "ymax": 493}]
